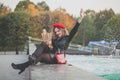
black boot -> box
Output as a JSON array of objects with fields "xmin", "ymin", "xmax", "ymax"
[{"xmin": 11, "ymin": 61, "xmax": 32, "ymax": 74}]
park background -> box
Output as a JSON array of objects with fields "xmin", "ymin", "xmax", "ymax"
[
  {"xmin": 0, "ymin": 0, "xmax": 120, "ymax": 53},
  {"xmin": 0, "ymin": 0, "xmax": 120, "ymax": 80}
]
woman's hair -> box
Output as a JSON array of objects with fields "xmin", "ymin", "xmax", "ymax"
[{"xmin": 52, "ymin": 27, "xmax": 69, "ymax": 39}]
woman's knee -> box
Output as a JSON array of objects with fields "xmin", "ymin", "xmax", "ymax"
[
  {"xmin": 28, "ymin": 55, "xmax": 40, "ymax": 64},
  {"xmin": 29, "ymin": 54, "xmax": 53, "ymax": 64}
]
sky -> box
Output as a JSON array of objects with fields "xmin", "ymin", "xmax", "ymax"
[{"xmin": 0, "ymin": 0, "xmax": 120, "ymax": 17}]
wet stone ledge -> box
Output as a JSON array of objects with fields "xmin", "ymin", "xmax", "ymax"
[{"xmin": 30, "ymin": 64, "xmax": 106, "ymax": 80}]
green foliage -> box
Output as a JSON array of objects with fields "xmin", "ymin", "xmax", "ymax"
[
  {"xmin": 0, "ymin": 12, "xmax": 33, "ymax": 51},
  {"xmin": 15, "ymin": 0, "xmax": 34, "ymax": 11},
  {"xmin": 72, "ymin": 10, "xmax": 96, "ymax": 46},
  {"xmin": 94, "ymin": 9, "xmax": 115, "ymax": 40},
  {"xmin": 37, "ymin": 1, "xmax": 49, "ymax": 11},
  {"xmin": 0, "ymin": 3, "xmax": 11, "ymax": 15},
  {"xmin": 102, "ymin": 14, "xmax": 120, "ymax": 42}
]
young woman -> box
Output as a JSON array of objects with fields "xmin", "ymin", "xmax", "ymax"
[{"xmin": 11, "ymin": 9, "xmax": 84, "ymax": 74}]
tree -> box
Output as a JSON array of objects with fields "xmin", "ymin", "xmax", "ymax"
[
  {"xmin": 15, "ymin": 0, "xmax": 39, "ymax": 16},
  {"xmin": 0, "ymin": 3, "xmax": 11, "ymax": 15},
  {"xmin": 0, "ymin": 15, "xmax": 8, "ymax": 51},
  {"xmin": 52, "ymin": 7, "xmax": 75, "ymax": 32},
  {"xmin": 94, "ymin": 9, "xmax": 115, "ymax": 40},
  {"xmin": 14, "ymin": 0, "xmax": 32, "ymax": 11},
  {"xmin": 0, "ymin": 12, "xmax": 33, "ymax": 54},
  {"xmin": 37, "ymin": 1, "xmax": 49, "ymax": 11},
  {"xmin": 72, "ymin": 10, "xmax": 96, "ymax": 46},
  {"xmin": 102, "ymin": 14, "xmax": 120, "ymax": 42},
  {"xmin": 30, "ymin": 11, "xmax": 52, "ymax": 38},
  {"xmin": 27, "ymin": 3, "xmax": 41, "ymax": 16}
]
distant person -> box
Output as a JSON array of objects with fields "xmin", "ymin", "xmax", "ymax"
[
  {"xmin": 116, "ymin": 42, "xmax": 120, "ymax": 49},
  {"xmin": 11, "ymin": 9, "xmax": 85, "ymax": 74}
]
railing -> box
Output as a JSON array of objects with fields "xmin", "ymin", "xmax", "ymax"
[
  {"xmin": 0, "ymin": 51, "xmax": 26, "ymax": 55},
  {"xmin": 68, "ymin": 44, "xmax": 82, "ymax": 50}
]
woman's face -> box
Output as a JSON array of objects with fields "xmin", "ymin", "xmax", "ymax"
[{"xmin": 54, "ymin": 28, "xmax": 63, "ymax": 38}]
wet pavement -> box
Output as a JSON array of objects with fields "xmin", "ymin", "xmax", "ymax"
[
  {"xmin": 31, "ymin": 64, "xmax": 106, "ymax": 80},
  {"xmin": 0, "ymin": 55, "xmax": 106, "ymax": 80}
]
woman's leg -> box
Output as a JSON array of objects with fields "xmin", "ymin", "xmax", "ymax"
[
  {"xmin": 11, "ymin": 60, "xmax": 33, "ymax": 74},
  {"xmin": 29, "ymin": 42, "xmax": 50, "ymax": 64},
  {"xmin": 31, "ymin": 42, "xmax": 50, "ymax": 60},
  {"xmin": 11, "ymin": 53, "xmax": 55, "ymax": 74},
  {"xmin": 11, "ymin": 42, "xmax": 51, "ymax": 74}
]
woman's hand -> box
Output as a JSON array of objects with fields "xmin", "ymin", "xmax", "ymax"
[
  {"xmin": 43, "ymin": 40, "xmax": 53, "ymax": 49},
  {"xmin": 43, "ymin": 40, "xmax": 51, "ymax": 46},
  {"xmin": 78, "ymin": 9, "xmax": 84, "ymax": 23}
]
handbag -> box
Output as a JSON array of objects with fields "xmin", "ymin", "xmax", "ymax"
[{"xmin": 54, "ymin": 52, "xmax": 67, "ymax": 64}]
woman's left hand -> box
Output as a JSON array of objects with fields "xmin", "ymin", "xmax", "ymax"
[{"xmin": 78, "ymin": 9, "xmax": 85, "ymax": 23}]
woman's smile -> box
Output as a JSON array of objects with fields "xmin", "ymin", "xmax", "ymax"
[{"xmin": 54, "ymin": 28, "xmax": 63, "ymax": 38}]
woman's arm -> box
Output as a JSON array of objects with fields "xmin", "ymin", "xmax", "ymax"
[{"xmin": 68, "ymin": 9, "xmax": 84, "ymax": 42}]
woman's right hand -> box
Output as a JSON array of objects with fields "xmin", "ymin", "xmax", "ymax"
[
  {"xmin": 43, "ymin": 40, "xmax": 53, "ymax": 49},
  {"xmin": 43, "ymin": 40, "xmax": 51, "ymax": 46}
]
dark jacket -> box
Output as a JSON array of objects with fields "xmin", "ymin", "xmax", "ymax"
[{"xmin": 52, "ymin": 22, "xmax": 80, "ymax": 53}]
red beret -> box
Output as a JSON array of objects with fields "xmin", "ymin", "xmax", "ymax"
[{"xmin": 52, "ymin": 23, "xmax": 65, "ymax": 29}]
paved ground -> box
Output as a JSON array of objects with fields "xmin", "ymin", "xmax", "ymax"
[
  {"xmin": 0, "ymin": 55, "xmax": 29, "ymax": 80},
  {"xmin": 0, "ymin": 55, "xmax": 106, "ymax": 80}
]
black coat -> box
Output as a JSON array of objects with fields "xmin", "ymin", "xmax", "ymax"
[{"xmin": 52, "ymin": 22, "xmax": 80, "ymax": 53}]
